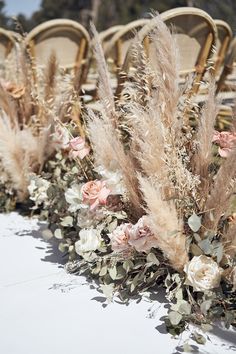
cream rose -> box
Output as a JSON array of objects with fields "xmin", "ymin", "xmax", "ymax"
[
  {"xmin": 81, "ymin": 180, "xmax": 111, "ymax": 210},
  {"xmin": 65, "ymin": 184, "xmax": 84, "ymax": 212},
  {"xmin": 75, "ymin": 228, "xmax": 101, "ymax": 254},
  {"xmin": 128, "ymin": 216, "xmax": 158, "ymax": 253},
  {"xmin": 109, "ymin": 223, "xmax": 132, "ymax": 252},
  {"xmin": 184, "ymin": 255, "xmax": 222, "ymax": 292}
]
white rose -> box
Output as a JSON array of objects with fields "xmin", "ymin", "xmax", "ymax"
[
  {"xmin": 28, "ymin": 176, "xmax": 50, "ymax": 205},
  {"xmin": 64, "ymin": 184, "xmax": 84, "ymax": 212},
  {"xmin": 75, "ymin": 228, "xmax": 101, "ymax": 254},
  {"xmin": 184, "ymin": 255, "xmax": 222, "ymax": 292},
  {"xmin": 95, "ymin": 165, "xmax": 126, "ymax": 195}
]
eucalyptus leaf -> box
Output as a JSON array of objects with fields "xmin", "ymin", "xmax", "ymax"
[
  {"xmin": 107, "ymin": 219, "xmax": 118, "ymax": 233},
  {"xmin": 58, "ymin": 242, "xmax": 67, "ymax": 253},
  {"xmin": 100, "ymin": 284, "xmax": 114, "ymax": 301},
  {"xmin": 60, "ymin": 215, "xmax": 74, "ymax": 227},
  {"xmin": 192, "ymin": 331, "xmax": 206, "ymax": 345},
  {"xmin": 201, "ymin": 323, "xmax": 213, "ymax": 332},
  {"xmin": 183, "ymin": 342, "xmax": 194, "ymax": 352},
  {"xmin": 99, "ymin": 265, "xmax": 108, "ymax": 277},
  {"xmin": 178, "ymin": 300, "xmax": 191, "ymax": 315},
  {"xmin": 109, "ymin": 266, "xmax": 117, "ymax": 280},
  {"xmin": 188, "ymin": 213, "xmax": 202, "ymax": 232},
  {"xmin": 198, "ymin": 238, "xmax": 212, "ymax": 255},
  {"xmin": 169, "ymin": 311, "xmax": 182, "ymax": 326},
  {"xmin": 190, "ymin": 243, "xmax": 203, "ymax": 256},
  {"xmin": 123, "ymin": 260, "xmax": 133, "ymax": 273},
  {"xmin": 146, "ymin": 253, "xmax": 160, "ymax": 266},
  {"xmin": 54, "ymin": 228, "xmax": 63, "ymax": 239},
  {"xmin": 42, "ymin": 229, "xmax": 53, "ymax": 241},
  {"xmin": 200, "ymin": 300, "xmax": 212, "ymax": 315}
]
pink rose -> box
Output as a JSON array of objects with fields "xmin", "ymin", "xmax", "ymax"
[
  {"xmin": 212, "ymin": 131, "xmax": 236, "ymax": 158},
  {"xmin": 69, "ymin": 137, "xmax": 90, "ymax": 159},
  {"xmin": 81, "ymin": 180, "xmax": 111, "ymax": 210},
  {"xmin": 109, "ymin": 223, "xmax": 132, "ymax": 252},
  {"xmin": 128, "ymin": 216, "xmax": 158, "ymax": 253}
]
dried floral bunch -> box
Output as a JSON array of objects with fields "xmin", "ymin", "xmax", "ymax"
[
  {"xmin": 0, "ymin": 35, "xmax": 86, "ymax": 211},
  {"xmin": 28, "ymin": 15, "xmax": 236, "ymax": 340}
]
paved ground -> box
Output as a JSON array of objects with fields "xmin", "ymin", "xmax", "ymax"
[{"xmin": 0, "ymin": 212, "xmax": 235, "ymax": 354}]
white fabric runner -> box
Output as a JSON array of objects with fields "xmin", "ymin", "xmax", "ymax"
[{"xmin": 0, "ymin": 212, "xmax": 235, "ymax": 354}]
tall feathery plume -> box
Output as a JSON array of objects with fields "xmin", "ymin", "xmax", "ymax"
[
  {"xmin": 87, "ymin": 109, "xmax": 143, "ymax": 219},
  {"xmin": 0, "ymin": 114, "xmax": 30, "ymax": 200},
  {"xmin": 88, "ymin": 24, "xmax": 143, "ymax": 219},
  {"xmin": 44, "ymin": 52, "xmax": 58, "ymax": 102},
  {"xmin": 0, "ymin": 84, "xmax": 18, "ymax": 127},
  {"xmin": 139, "ymin": 176, "xmax": 188, "ymax": 271},
  {"xmin": 90, "ymin": 23, "xmax": 116, "ymax": 125},
  {"xmin": 18, "ymin": 40, "xmax": 35, "ymax": 125},
  {"xmin": 126, "ymin": 98, "xmax": 173, "ymax": 203},
  {"xmin": 203, "ymin": 150, "xmax": 236, "ymax": 233},
  {"xmin": 192, "ymin": 81, "xmax": 218, "ymax": 205},
  {"xmin": 134, "ymin": 16, "xmax": 197, "ymax": 213},
  {"xmin": 222, "ymin": 222, "xmax": 236, "ymax": 259},
  {"xmin": 138, "ymin": 14, "xmax": 181, "ymax": 134}
]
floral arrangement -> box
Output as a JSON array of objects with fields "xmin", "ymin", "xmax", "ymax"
[
  {"xmin": 22, "ymin": 16, "xmax": 236, "ymax": 342},
  {"xmin": 0, "ymin": 34, "xmax": 85, "ymax": 212}
]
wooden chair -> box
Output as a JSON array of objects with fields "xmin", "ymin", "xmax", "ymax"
[
  {"xmin": 99, "ymin": 25, "xmax": 124, "ymax": 52},
  {"xmin": 0, "ymin": 28, "xmax": 15, "ymax": 62},
  {"xmin": 26, "ymin": 19, "xmax": 90, "ymax": 82},
  {"xmin": 116, "ymin": 8, "xmax": 217, "ymax": 97},
  {"xmin": 104, "ymin": 19, "xmax": 149, "ymax": 74},
  {"xmin": 213, "ymin": 19, "xmax": 232, "ymax": 76},
  {"xmin": 216, "ymin": 37, "xmax": 236, "ymax": 93}
]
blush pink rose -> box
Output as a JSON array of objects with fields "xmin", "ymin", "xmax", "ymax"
[
  {"xmin": 81, "ymin": 180, "xmax": 111, "ymax": 210},
  {"xmin": 128, "ymin": 216, "xmax": 158, "ymax": 253},
  {"xmin": 69, "ymin": 137, "xmax": 90, "ymax": 159},
  {"xmin": 109, "ymin": 223, "xmax": 132, "ymax": 252},
  {"xmin": 212, "ymin": 131, "xmax": 236, "ymax": 158}
]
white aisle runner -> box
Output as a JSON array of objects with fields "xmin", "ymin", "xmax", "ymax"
[{"xmin": 0, "ymin": 212, "xmax": 235, "ymax": 354}]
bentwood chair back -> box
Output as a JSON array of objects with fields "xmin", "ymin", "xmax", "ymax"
[
  {"xmin": 0, "ymin": 28, "xmax": 15, "ymax": 62},
  {"xmin": 117, "ymin": 8, "xmax": 217, "ymax": 97},
  {"xmin": 104, "ymin": 19, "xmax": 149, "ymax": 73},
  {"xmin": 99, "ymin": 25, "xmax": 124, "ymax": 52},
  {"xmin": 216, "ymin": 37, "xmax": 236, "ymax": 93},
  {"xmin": 213, "ymin": 19, "xmax": 232, "ymax": 75},
  {"xmin": 26, "ymin": 19, "xmax": 90, "ymax": 80}
]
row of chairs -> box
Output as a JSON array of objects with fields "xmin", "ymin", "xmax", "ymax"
[{"xmin": 0, "ymin": 8, "xmax": 235, "ymax": 98}]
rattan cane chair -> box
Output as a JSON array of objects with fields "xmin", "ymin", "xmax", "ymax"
[
  {"xmin": 0, "ymin": 28, "xmax": 15, "ymax": 62},
  {"xmin": 99, "ymin": 25, "xmax": 124, "ymax": 51},
  {"xmin": 26, "ymin": 19, "xmax": 90, "ymax": 79},
  {"xmin": 116, "ymin": 8, "xmax": 217, "ymax": 97},
  {"xmin": 104, "ymin": 19, "xmax": 149, "ymax": 73},
  {"xmin": 216, "ymin": 37, "xmax": 236, "ymax": 93},
  {"xmin": 213, "ymin": 19, "xmax": 233, "ymax": 76}
]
